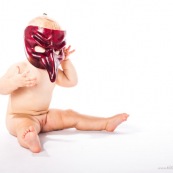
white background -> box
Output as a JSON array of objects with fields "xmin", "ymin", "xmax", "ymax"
[{"xmin": 0, "ymin": 0, "xmax": 173, "ymax": 173}]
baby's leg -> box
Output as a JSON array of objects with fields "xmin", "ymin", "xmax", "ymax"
[
  {"xmin": 6, "ymin": 115, "xmax": 41, "ymax": 153},
  {"xmin": 41, "ymin": 109, "xmax": 129, "ymax": 132}
]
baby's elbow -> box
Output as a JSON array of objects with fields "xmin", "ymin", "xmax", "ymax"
[
  {"xmin": 0, "ymin": 87, "xmax": 12, "ymax": 95},
  {"xmin": 70, "ymin": 78, "xmax": 78, "ymax": 87},
  {"xmin": 73, "ymin": 79, "xmax": 78, "ymax": 86},
  {"xmin": 0, "ymin": 90, "xmax": 10, "ymax": 95}
]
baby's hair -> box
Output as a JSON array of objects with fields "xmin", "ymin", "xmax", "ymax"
[{"xmin": 28, "ymin": 14, "xmax": 61, "ymax": 30}]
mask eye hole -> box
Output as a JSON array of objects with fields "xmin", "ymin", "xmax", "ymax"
[
  {"xmin": 54, "ymin": 50, "xmax": 60, "ymax": 55},
  {"xmin": 34, "ymin": 46, "xmax": 45, "ymax": 53}
]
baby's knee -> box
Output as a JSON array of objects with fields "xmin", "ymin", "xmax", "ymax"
[{"xmin": 65, "ymin": 109, "xmax": 78, "ymax": 116}]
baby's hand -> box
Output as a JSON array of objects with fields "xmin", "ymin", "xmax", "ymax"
[
  {"xmin": 63, "ymin": 45, "xmax": 75, "ymax": 60},
  {"xmin": 14, "ymin": 69, "xmax": 37, "ymax": 88}
]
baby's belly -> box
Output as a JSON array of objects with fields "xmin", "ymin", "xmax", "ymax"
[{"xmin": 7, "ymin": 89, "xmax": 53, "ymax": 116}]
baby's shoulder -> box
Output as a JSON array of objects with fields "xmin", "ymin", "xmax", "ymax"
[
  {"xmin": 8, "ymin": 61, "xmax": 26, "ymax": 68},
  {"xmin": 15, "ymin": 61, "xmax": 27, "ymax": 67},
  {"xmin": 6, "ymin": 61, "xmax": 27, "ymax": 74}
]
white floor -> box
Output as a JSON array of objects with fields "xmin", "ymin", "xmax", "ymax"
[{"xmin": 0, "ymin": 95, "xmax": 173, "ymax": 173}]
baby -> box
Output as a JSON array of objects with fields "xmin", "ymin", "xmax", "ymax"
[{"xmin": 0, "ymin": 15, "xmax": 129, "ymax": 153}]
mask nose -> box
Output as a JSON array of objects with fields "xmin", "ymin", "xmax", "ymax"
[{"xmin": 40, "ymin": 51, "xmax": 57, "ymax": 82}]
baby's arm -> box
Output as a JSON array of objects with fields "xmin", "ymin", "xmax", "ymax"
[
  {"xmin": 0, "ymin": 64, "xmax": 37, "ymax": 95},
  {"xmin": 56, "ymin": 46, "xmax": 78, "ymax": 87}
]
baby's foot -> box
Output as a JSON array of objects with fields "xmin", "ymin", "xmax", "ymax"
[
  {"xmin": 22, "ymin": 126, "xmax": 41, "ymax": 153},
  {"xmin": 105, "ymin": 113, "xmax": 129, "ymax": 132}
]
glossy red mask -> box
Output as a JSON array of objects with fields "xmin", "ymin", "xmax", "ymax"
[{"xmin": 24, "ymin": 26, "xmax": 66, "ymax": 82}]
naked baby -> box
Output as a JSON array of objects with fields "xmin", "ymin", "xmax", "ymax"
[{"xmin": 0, "ymin": 15, "xmax": 129, "ymax": 153}]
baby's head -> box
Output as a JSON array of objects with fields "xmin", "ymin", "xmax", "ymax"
[
  {"xmin": 24, "ymin": 14, "xmax": 66, "ymax": 82},
  {"xmin": 28, "ymin": 14, "xmax": 61, "ymax": 30}
]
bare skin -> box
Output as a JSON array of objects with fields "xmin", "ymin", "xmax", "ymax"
[{"xmin": 0, "ymin": 16, "xmax": 129, "ymax": 153}]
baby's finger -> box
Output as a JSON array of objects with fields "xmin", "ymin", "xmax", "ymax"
[
  {"xmin": 25, "ymin": 80, "xmax": 37, "ymax": 87},
  {"xmin": 64, "ymin": 45, "xmax": 71, "ymax": 52},
  {"xmin": 63, "ymin": 46, "xmax": 69, "ymax": 52},
  {"xmin": 26, "ymin": 77, "xmax": 37, "ymax": 81},
  {"xmin": 66, "ymin": 45, "xmax": 71, "ymax": 51},
  {"xmin": 69, "ymin": 49, "xmax": 75, "ymax": 54},
  {"xmin": 25, "ymin": 77, "xmax": 37, "ymax": 87},
  {"xmin": 21, "ymin": 70, "xmax": 30, "ymax": 77}
]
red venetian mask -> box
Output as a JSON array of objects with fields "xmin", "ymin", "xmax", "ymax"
[{"xmin": 24, "ymin": 26, "xmax": 66, "ymax": 82}]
